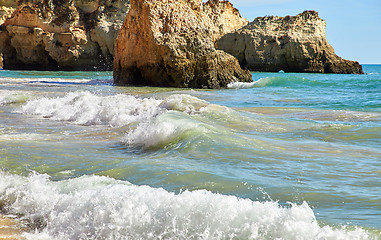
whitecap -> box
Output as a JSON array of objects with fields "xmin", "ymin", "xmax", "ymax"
[
  {"xmin": 21, "ymin": 92, "xmax": 231, "ymax": 149},
  {"xmin": 122, "ymin": 111, "xmax": 205, "ymax": 148},
  {"xmin": 0, "ymin": 171, "xmax": 373, "ymax": 240},
  {"xmin": 160, "ymin": 94, "xmax": 209, "ymax": 114},
  {"xmin": 227, "ymin": 81, "xmax": 257, "ymax": 89},
  {"xmin": 21, "ymin": 91, "xmax": 163, "ymax": 127}
]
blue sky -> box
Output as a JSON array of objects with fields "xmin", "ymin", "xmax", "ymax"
[{"xmin": 229, "ymin": 0, "xmax": 381, "ymax": 64}]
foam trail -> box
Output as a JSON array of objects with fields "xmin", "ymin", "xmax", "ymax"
[{"xmin": 0, "ymin": 172, "xmax": 373, "ymax": 240}]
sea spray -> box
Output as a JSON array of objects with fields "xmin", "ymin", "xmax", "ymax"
[{"xmin": 0, "ymin": 171, "xmax": 373, "ymax": 240}]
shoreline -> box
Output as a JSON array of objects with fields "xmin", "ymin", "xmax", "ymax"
[{"xmin": 0, "ymin": 215, "xmax": 24, "ymax": 240}]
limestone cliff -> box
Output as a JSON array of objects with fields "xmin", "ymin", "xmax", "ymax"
[
  {"xmin": 113, "ymin": 0, "xmax": 251, "ymax": 89},
  {"xmin": 216, "ymin": 11, "xmax": 363, "ymax": 74},
  {"xmin": 203, "ymin": 0, "xmax": 249, "ymax": 41},
  {"xmin": 0, "ymin": 0, "xmax": 130, "ymax": 70}
]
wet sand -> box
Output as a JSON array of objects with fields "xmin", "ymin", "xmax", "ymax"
[{"xmin": 0, "ymin": 215, "xmax": 24, "ymax": 240}]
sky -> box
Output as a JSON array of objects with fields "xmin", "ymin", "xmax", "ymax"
[{"xmin": 228, "ymin": 0, "xmax": 381, "ymax": 64}]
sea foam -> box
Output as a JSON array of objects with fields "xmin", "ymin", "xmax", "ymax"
[
  {"xmin": 21, "ymin": 91, "xmax": 163, "ymax": 127},
  {"xmin": 0, "ymin": 171, "xmax": 373, "ymax": 240},
  {"xmin": 227, "ymin": 78, "xmax": 279, "ymax": 89},
  {"xmin": 20, "ymin": 92, "xmax": 225, "ymax": 148},
  {"xmin": 227, "ymin": 81, "xmax": 258, "ymax": 89},
  {"xmin": 20, "ymin": 92, "xmax": 214, "ymax": 126}
]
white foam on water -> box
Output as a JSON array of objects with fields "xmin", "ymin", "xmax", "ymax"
[
  {"xmin": 0, "ymin": 172, "xmax": 373, "ymax": 240},
  {"xmin": 21, "ymin": 93, "xmax": 225, "ymax": 148},
  {"xmin": 227, "ymin": 77, "xmax": 282, "ymax": 89},
  {"xmin": 122, "ymin": 111, "xmax": 205, "ymax": 148},
  {"xmin": 227, "ymin": 81, "xmax": 258, "ymax": 89},
  {"xmin": 21, "ymin": 91, "xmax": 163, "ymax": 127},
  {"xmin": 160, "ymin": 94, "xmax": 210, "ymax": 114},
  {"xmin": 123, "ymin": 94, "xmax": 232, "ymax": 148},
  {"xmin": 21, "ymin": 92, "xmax": 213, "ymax": 126}
]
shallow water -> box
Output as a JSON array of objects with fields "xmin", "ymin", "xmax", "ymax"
[{"xmin": 0, "ymin": 66, "xmax": 380, "ymax": 239}]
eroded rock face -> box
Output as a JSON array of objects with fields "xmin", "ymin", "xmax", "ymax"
[
  {"xmin": 203, "ymin": 0, "xmax": 248, "ymax": 41},
  {"xmin": 0, "ymin": 0, "xmax": 130, "ymax": 70},
  {"xmin": 113, "ymin": 0, "xmax": 252, "ymax": 89},
  {"xmin": 217, "ymin": 11, "xmax": 363, "ymax": 74}
]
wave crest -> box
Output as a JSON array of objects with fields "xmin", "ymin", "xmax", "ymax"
[
  {"xmin": 0, "ymin": 172, "xmax": 373, "ymax": 240},
  {"xmin": 21, "ymin": 91, "xmax": 163, "ymax": 127},
  {"xmin": 21, "ymin": 93, "xmax": 231, "ymax": 149}
]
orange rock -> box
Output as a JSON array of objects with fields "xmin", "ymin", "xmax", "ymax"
[
  {"xmin": 113, "ymin": 0, "xmax": 252, "ymax": 88},
  {"xmin": 217, "ymin": 11, "xmax": 363, "ymax": 74},
  {"xmin": 0, "ymin": 0, "xmax": 130, "ymax": 70}
]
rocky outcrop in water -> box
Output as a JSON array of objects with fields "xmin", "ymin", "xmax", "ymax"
[
  {"xmin": 113, "ymin": 0, "xmax": 252, "ymax": 89},
  {"xmin": 0, "ymin": 0, "xmax": 130, "ymax": 70},
  {"xmin": 216, "ymin": 11, "xmax": 363, "ymax": 74}
]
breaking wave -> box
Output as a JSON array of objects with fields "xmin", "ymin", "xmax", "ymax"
[
  {"xmin": 20, "ymin": 92, "xmax": 236, "ymax": 149},
  {"xmin": 0, "ymin": 171, "xmax": 373, "ymax": 240},
  {"xmin": 228, "ymin": 76, "xmax": 339, "ymax": 89},
  {"xmin": 21, "ymin": 91, "xmax": 163, "ymax": 127}
]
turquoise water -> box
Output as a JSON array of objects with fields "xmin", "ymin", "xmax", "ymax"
[{"xmin": 0, "ymin": 65, "xmax": 380, "ymax": 239}]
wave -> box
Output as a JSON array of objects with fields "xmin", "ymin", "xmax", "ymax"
[
  {"xmin": 227, "ymin": 81, "xmax": 258, "ymax": 89},
  {"xmin": 122, "ymin": 111, "xmax": 207, "ymax": 149},
  {"xmin": 21, "ymin": 91, "xmax": 163, "ymax": 127},
  {"xmin": 123, "ymin": 94, "xmax": 239, "ymax": 149},
  {"xmin": 227, "ymin": 76, "xmax": 315, "ymax": 89},
  {"xmin": 230, "ymin": 74, "xmax": 381, "ymax": 91},
  {"xmin": 18, "ymin": 91, "xmax": 381, "ymax": 151},
  {"xmin": 20, "ymin": 92, "xmax": 237, "ymax": 149},
  {"xmin": 0, "ymin": 171, "xmax": 374, "ymax": 240},
  {"xmin": 21, "ymin": 92, "xmax": 219, "ymax": 126}
]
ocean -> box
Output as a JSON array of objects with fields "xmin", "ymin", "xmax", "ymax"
[{"xmin": 0, "ymin": 65, "xmax": 380, "ymax": 239}]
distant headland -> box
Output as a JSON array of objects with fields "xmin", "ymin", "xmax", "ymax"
[{"xmin": 0, "ymin": 0, "xmax": 363, "ymax": 89}]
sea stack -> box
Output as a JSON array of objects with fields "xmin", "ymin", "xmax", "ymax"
[
  {"xmin": 0, "ymin": 0, "xmax": 130, "ymax": 70},
  {"xmin": 217, "ymin": 11, "xmax": 364, "ymax": 74},
  {"xmin": 113, "ymin": 0, "xmax": 252, "ymax": 89}
]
